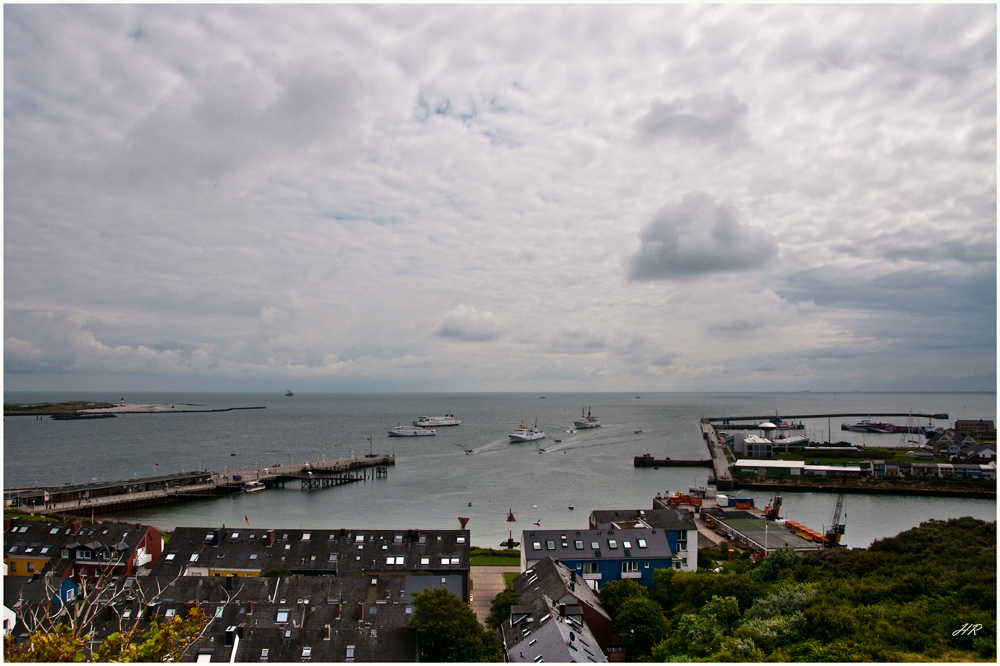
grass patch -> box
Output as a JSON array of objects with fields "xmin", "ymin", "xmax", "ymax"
[
  {"xmin": 4, "ymin": 401, "xmax": 115, "ymax": 415},
  {"xmin": 503, "ymin": 571, "xmax": 519, "ymax": 589},
  {"xmin": 470, "ymin": 547, "xmax": 520, "ymax": 566}
]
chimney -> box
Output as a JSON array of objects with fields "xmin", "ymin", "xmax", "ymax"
[
  {"xmin": 265, "ymin": 530, "xmax": 275, "ymax": 547},
  {"xmin": 71, "ymin": 522, "xmax": 83, "ymax": 534},
  {"xmin": 225, "ymin": 575, "xmax": 234, "ymax": 590},
  {"xmin": 334, "ymin": 603, "xmax": 341, "ymax": 620},
  {"xmin": 357, "ymin": 602, "xmax": 364, "ymax": 622},
  {"xmin": 324, "ymin": 624, "xmax": 331, "ymax": 640},
  {"xmin": 246, "ymin": 600, "xmax": 253, "ymax": 614}
]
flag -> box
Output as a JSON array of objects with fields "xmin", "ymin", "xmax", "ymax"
[
  {"xmin": 43, "ymin": 491, "xmax": 50, "ymax": 502},
  {"xmin": 534, "ymin": 519, "xmax": 541, "ymax": 526},
  {"xmin": 245, "ymin": 515, "xmax": 250, "ymax": 526}
]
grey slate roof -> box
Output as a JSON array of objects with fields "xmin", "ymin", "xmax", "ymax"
[
  {"xmin": 151, "ymin": 526, "xmax": 470, "ymax": 581},
  {"xmin": 522, "ymin": 527, "xmax": 675, "ymax": 563},
  {"xmin": 502, "ymin": 556, "xmax": 610, "ymax": 662},
  {"xmin": 589, "ymin": 507, "xmax": 697, "ymax": 532}
]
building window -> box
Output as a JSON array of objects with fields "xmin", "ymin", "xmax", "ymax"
[
  {"xmin": 608, "ymin": 540, "xmax": 618, "ymax": 549},
  {"xmin": 546, "ymin": 540, "xmax": 555, "ymax": 550},
  {"xmin": 456, "ymin": 536, "xmax": 466, "ymax": 544},
  {"xmin": 622, "ymin": 541, "xmax": 632, "ymax": 549},
  {"xmin": 590, "ymin": 542, "xmax": 599, "ymax": 550},
  {"xmin": 355, "ymin": 534, "xmax": 364, "ymax": 543},
  {"xmin": 574, "ymin": 540, "xmax": 583, "ymax": 549},
  {"xmin": 190, "ymin": 554, "xmax": 199, "ymax": 562},
  {"xmin": 346, "ymin": 645, "xmax": 355, "ymax": 661},
  {"xmin": 8, "ymin": 562, "xmax": 15, "ymax": 573},
  {"xmin": 533, "ymin": 542, "xmax": 542, "ymax": 551},
  {"xmin": 420, "ymin": 557, "xmax": 430, "ymax": 565},
  {"xmin": 622, "ymin": 561, "xmax": 638, "ymax": 573},
  {"xmin": 302, "ymin": 533, "xmax": 310, "ymax": 541},
  {"xmin": 277, "ymin": 610, "xmax": 290, "ymax": 623},
  {"xmin": 27, "ymin": 562, "xmax": 34, "ymax": 572},
  {"xmin": 637, "ymin": 538, "xmax": 647, "ymax": 548},
  {"xmin": 582, "ymin": 562, "xmax": 599, "ymax": 575}
]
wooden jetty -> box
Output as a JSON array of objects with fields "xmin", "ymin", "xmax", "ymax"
[{"xmin": 5, "ymin": 454, "xmax": 395, "ymax": 516}]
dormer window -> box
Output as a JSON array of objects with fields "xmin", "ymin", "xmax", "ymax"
[{"xmin": 302, "ymin": 533, "xmax": 310, "ymax": 541}]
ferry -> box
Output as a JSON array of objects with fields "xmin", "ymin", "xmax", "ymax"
[
  {"xmin": 389, "ymin": 424, "xmax": 436, "ymax": 437},
  {"xmin": 573, "ymin": 407, "xmax": 601, "ymax": 429},
  {"xmin": 413, "ymin": 412, "xmax": 461, "ymax": 427},
  {"xmin": 842, "ymin": 419, "xmax": 898, "ymax": 433},
  {"xmin": 509, "ymin": 420, "xmax": 545, "ymax": 442}
]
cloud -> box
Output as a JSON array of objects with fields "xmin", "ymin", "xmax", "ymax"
[
  {"xmin": 627, "ymin": 193, "xmax": 779, "ymax": 280},
  {"xmin": 434, "ymin": 305, "xmax": 503, "ymax": 342},
  {"xmin": 634, "ymin": 93, "xmax": 750, "ymax": 149}
]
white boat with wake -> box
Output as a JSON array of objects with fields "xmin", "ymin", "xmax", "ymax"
[
  {"xmin": 509, "ymin": 420, "xmax": 545, "ymax": 442},
  {"xmin": 388, "ymin": 424, "xmax": 436, "ymax": 437},
  {"xmin": 244, "ymin": 480, "xmax": 265, "ymax": 493},
  {"xmin": 573, "ymin": 407, "xmax": 601, "ymax": 429},
  {"xmin": 413, "ymin": 412, "xmax": 461, "ymax": 427}
]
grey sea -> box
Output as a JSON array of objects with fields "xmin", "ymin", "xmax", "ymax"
[{"xmin": 4, "ymin": 391, "xmax": 996, "ymax": 549}]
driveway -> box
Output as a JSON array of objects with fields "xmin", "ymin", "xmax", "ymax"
[{"xmin": 470, "ymin": 565, "xmax": 521, "ymax": 624}]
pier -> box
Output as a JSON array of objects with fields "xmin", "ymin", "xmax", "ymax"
[{"xmin": 5, "ymin": 454, "xmax": 395, "ymax": 517}]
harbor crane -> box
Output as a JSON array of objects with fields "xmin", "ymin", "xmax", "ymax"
[{"xmin": 825, "ymin": 493, "xmax": 846, "ymax": 546}]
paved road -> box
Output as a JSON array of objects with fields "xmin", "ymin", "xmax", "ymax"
[{"xmin": 470, "ymin": 566, "xmax": 521, "ymax": 624}]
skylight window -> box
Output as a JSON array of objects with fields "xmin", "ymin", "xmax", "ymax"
[
  {"xmin": 165, "ymin": 553, "xmax": 176, "ymax": 561},
  {"xmin": 623, "ymin": 541, "xmax": 632, "ymax": 549},
  {"xmin": 608, "ymin": 540, "xmax": 618, "ymax": 549},
  {"xmin": 355, "ymin": 534, "xmax": 364, "ymax": 543},
  {"xmin": 575, "ymin": 540, "xmax": 583, "ymax": 549},
  {"xmin": 533, "ymin": 542, "xmax": 542, "ymax": 550},
  {"xmin": 420, "ymin": 557, "xmax": 430, "ymax": 565},
  {"xmin": 276, "ymin": 610, "xmax": 289, "ymax": 623},
  {"xmin": 637, "ymin": 539, "xmax": 647, "ymax": 548}
]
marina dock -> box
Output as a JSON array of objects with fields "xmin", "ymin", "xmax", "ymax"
[{"xmin": 4, "ymin": 454, "xmax": 395, "ymax": 517}]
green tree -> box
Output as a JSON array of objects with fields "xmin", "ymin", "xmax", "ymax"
[
  {"xmin": 612, "ymin": 595, "xmax": 668, "ymax": 659},
  {"xmin": 4, "ymin": 609, "xmax": 209, "ymax": 662},
  {"xmin": 485, "ymin": 588, "xmax": 519, "ymax": 631},
  {"xmin": 409, "ymin": 587, "xmax": 501, "ymax": 662},
  {"xmin": 598, "ymin": 578, "xmax": 648, "ymax": 620}
]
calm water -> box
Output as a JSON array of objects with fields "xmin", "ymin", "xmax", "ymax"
[{"xmin": 4, "ymin": 392, "xmax": 995, "ymax": 549}]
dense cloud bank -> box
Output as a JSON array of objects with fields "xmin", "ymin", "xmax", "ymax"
[{"xmin": 4, "ymin": 5, "xmax": 995, "ymax": 392}]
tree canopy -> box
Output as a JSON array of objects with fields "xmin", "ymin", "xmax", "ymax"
[{"xmin": 408, "ymin": 587, "xmax": 502, "ymax": 662}]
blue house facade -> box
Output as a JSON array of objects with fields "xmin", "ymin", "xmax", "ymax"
[{"xmin": 520, "ymin": 528, "xmax": 676, "ymax": 591}]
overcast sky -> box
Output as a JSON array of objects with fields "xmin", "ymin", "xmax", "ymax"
[{"xmin": 4, "ymin": 4, "xmax": 996, "ymax": 393}]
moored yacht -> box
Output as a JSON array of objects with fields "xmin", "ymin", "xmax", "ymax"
[
  {"xmin": 388, "ymin": 424, "xmax": 436, "ymax": 437},
  {"xmin": 413, "ymin": 412, "xmax": 461, "ymax": 427},
  {"xmin": 509, "ymin": 420, "xmax": 545, "ymax": 442},
  {"xmin": 573, "ymin": 407, "xmax": 601, "ymax": 429}
]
